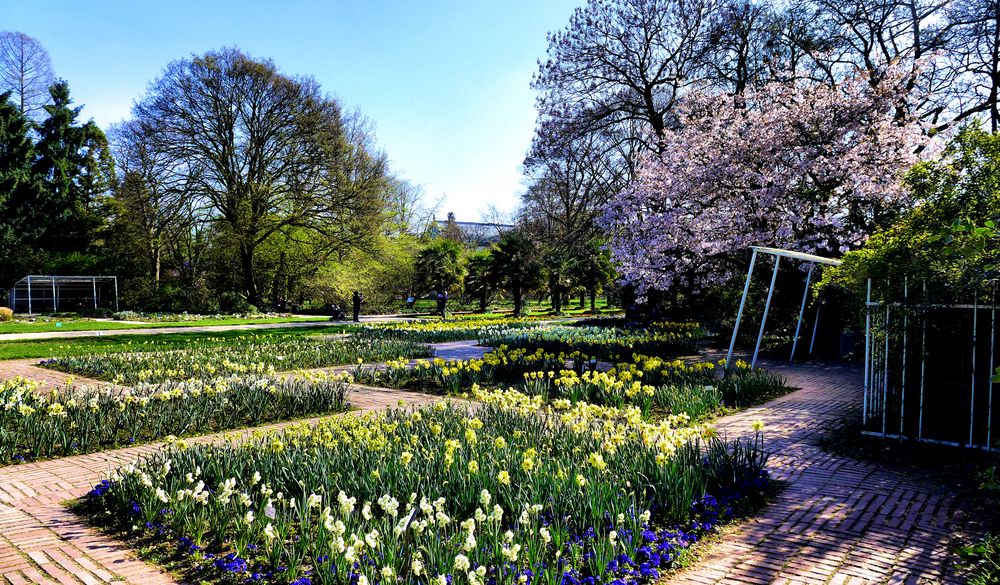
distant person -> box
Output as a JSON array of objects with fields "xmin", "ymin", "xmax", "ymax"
[
  {"xmin": 406, "ymin": 295, "xmax": 415, "ymax": 310},
  {"xmin": 352, "ymin": 291, "xmax": 363, "ymax": 322},
  {"xmin": 436, "ymin": 290, "xmax": 449, "ymax": 319}
]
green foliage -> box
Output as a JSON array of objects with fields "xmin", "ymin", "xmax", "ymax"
[
  {"xmin": 31, "ymin": 81, "xmax": 115, "ymax": 255},
  {"xmin": 463, "ymin": 250, "xmax": 495, "ymax": 312},
  {"xmin": 823, "ymin": 125, "xmax": 1000, "ymax": 296},
  {"xmin": 301, "ymin": 234, "xmax": 419, "ymax": 312},
  {"xmin": 414, "ymin": 239, "xmax": 466, "ymax": 296},
  {"xmin": 958, "ymin": 533, "xmax": 1000, "ymax": 585},
  {"xmin": 217, "ymin": 291, "xmax": 258, "ymax": 315},
  {"xmin": 489, "ymin": 231, "xmax": 546, "ymax": 316},
  {"xmin": 0, "ymin": 92, "xmax": 42, "ymax": 284}
]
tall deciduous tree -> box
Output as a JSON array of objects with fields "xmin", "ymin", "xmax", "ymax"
[
  {"xmin": 132, "ymin": 48, "xmax": 386, "ymax": 304},
  {"xmin": 0, "ymin": 31, "xmax": 54, "ymax": 118},
  {"xmin": 108, "ymin": 120, "xmax": 193, "ymax": 284},
  {"xmin": 949, "ymin": 0, "xmax": 1000, "ymax": 131},
  {"xmin": 602, "ymin": 65, "xmax": 928, "ymax": 292},
  {"xmin": 531, "ymin": 0, "xmax": 714, "ymax": 157}
]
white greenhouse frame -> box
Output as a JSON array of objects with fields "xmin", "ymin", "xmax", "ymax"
[{"xmin": 9, "ymin": 275, "xmax": 119, "ymax": 314}]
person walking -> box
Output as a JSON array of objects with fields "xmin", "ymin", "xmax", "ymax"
[
  {"xmin": 436, "ymin": 290, "xmax": 449, "ymax": 319},
  {"xmin": 352, "ymin": 290, "xmax": 363, "ymax": 322}
]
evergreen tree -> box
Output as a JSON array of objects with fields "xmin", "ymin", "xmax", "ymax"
[
  {"xmin": 489, "ymin": 231, "xmax": 545, "ymax": 317},
  {"xmin": 29, "ymin": 81, "xmax": 114, "ymax": 257},
  {"xmin": 0, "ymin": 92, "xmax": 35, "ymax": 243},
  {"xmin": 413, "ymin": 239, "xmax": 465, "ymax": 296}
]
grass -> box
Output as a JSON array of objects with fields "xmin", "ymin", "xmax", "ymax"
[
  {"xmin": 0, "ymin": 315, "xmax": 330, "ymax": 334},
  {"xmin": 0, "ymin": 324, "xmax": 354, "ymax": 360}
]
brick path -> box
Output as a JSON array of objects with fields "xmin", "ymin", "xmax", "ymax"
[
  {"xmin": 665, "ymin": 361, "xmax": 976, "ymax": 585},
  {"xmin": 0, "ymin": 385, "xmax": 442, "ymax": 585},
  {"xmin": 0, "ymin": 360, "xmax": 110, "ymax": 389}
]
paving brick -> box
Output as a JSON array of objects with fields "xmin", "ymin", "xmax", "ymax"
[{"xmin": 664, "ymin": 360, "xmax": 979, "ymax": 585}]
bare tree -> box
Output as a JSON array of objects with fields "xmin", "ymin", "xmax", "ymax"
[
  {"xmin": 133, "ymin": 48, "xmax": 388, "ymax": 304},
  {"xmin": 949, "ymin": 0, "xmax": 1000, "ymax": 130},
  {"xmin": 531, "ymin": 0, "xmax": 715, "ymax": 155},
  {"xmin": 0, "ymin": 31, "xmax": 54, "ymax": 117},
  {"xmin": 109, "ymin": 120, "xmax": 196, "ymax": 283}
]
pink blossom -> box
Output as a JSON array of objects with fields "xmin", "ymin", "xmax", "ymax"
[{"xmin": 602, "ymin": 64, "xmax": 930, "ymax": 291}]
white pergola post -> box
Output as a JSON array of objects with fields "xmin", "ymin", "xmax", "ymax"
[
  {"xmin": 725, "ymin": 248, "xmax": 758, "ymax": 369},
  {"xmin": 113, "ymin": 277, "xmax": 119, "ymax": 311},
  {"xmin": 52, "ymin": 278, "xmax": 57, "ymax": 312},
  {"xmin": 751, "ymin": 255, "xmax": 781, "ymax": 369},
  {"xmin": 789, "ymin": 264, "xmax": 815, "ymax": 363},
  {"xmin": 92, "ymin": 276, "xmax": 98, "ymax": 310},
  {"xmin": 26, "ymin": 276, "xmax": 32, "ymax": 314}
]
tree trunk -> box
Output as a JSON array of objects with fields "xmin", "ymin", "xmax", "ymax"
[
  {"xmin": 151, "ymin": 242, "xmax": 161, "ymax": 284},
  {"xmin": 479, "ymin": 292, "xmax": 488, "ymax": 313},
  {"xmin": 513, "ymin": 284, "xmax": 523, "ymax": 317},
  {"xmin": 239, "ymin": 243, "xmax": 258, "ymax": 305},
  {"xmin": 579, "ymin": 290, "xmax": 586, "ymax": 309},
  {"xmin": 590, "ymin": 289, "xmax": 596, "ymax": 311}
]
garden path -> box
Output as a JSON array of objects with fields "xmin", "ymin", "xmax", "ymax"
[
  {"xmin": 664, "ymin": 360, "xmax": 977, "ymax": 585},
  {"xmin": 0, "ymin": 359, "xmax": 113, "ymax": 390},
  {"xmin": 0, "ymin": 385, "xmax": 442, "ymax": 585}
]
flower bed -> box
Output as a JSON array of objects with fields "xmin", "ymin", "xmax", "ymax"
[
  {"xmin": 40, "ymin": 336, "xmax": 430, "ymax": 385},
  {"xmin": 84, "ymin": 390, "xmax": 768, "ymax": 585},
  {"xmin": 0, "ymin": 373, "xmax": 352, "ymax": 465},
  {"xmin": 353, "ymin": 349, "xmax": 788, "ymax": 419},
  {"xmin": 355, "ymin": 317, "xmax": 544, "ymax": 343},
  {"xmin": 112, "ymin": 311, "xmax": 300, "ymax": 322},
  {"xmin": 478, "ymin": 323, "xmax": 704, "ymax": 362}
]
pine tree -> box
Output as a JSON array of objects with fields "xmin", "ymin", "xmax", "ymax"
[
  {"xmin": 0, "ymin": 91, "xmax": 43, "ymax": 282},
  {"xmin": 30, "ymin": 81, "xmax": 114, "ymax": 256}
]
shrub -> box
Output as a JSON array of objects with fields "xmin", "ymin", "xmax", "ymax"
[
  {"xmin": 0, "ymin": 307, "xmax": 12, "ymax": 322},
  {"xmin": 218, "ymin": 291, "xmax": 256, "ymax": 314}
]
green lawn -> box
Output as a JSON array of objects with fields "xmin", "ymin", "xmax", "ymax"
[
  {"xmin": 0, "ymin": 324, "xmax": 353, "ymax": 360},
  {"xmin": 0, "ymin": 315, "xmax": 331, "ymax": 335}
]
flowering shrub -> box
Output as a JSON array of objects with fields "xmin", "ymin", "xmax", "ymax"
[
  {"xmin": 0, "ymin": 373, "xmax": 351, "ymax": 464},
  {"xmin": 479, "ymin": 324, "xmax": 704, "ymax": 362},
  {"xmin": 85, "ymin": 393, "xmax": 769, "ymax": 585},
  {"xmin": 41, "ymin": 336, "xmax": 430, "ymax": 385},
  {"xmin": 602, "ymin": 63, "xmax": 929, "ymax": 291}
]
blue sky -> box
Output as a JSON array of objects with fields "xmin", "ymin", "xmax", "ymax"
[{"xmin": 5, "ymin": 0, "xmax": 582, "ymax": 221}]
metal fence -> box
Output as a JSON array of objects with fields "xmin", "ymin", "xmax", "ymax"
[{"xmin": 863, "ymin": 278, "xmax": 998, "ymax": 450}]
